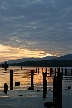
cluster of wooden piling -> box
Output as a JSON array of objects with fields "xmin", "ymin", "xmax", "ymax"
[
  {"xmin": 10, "ymin": 69, "xmax": 35, "ymax": 91},
  {"xmin": 3, "ymin": 66, "xmax": 72, "ymax": 107},
  {"xmin": 44, "ymin": 68, "xmax": 62, "ymax": 108},
  {"xmin": 36, "ymin": 68, "xmax": 39, "ymax": 74},
  {"xmin": 53, "ymin": 68, "xmax": 62, "ymax": 108}
]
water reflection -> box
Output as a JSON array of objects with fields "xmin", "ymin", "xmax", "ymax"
[{"xmin": 0, "ymin": 66, "xmax": 53, "ymax": 90}]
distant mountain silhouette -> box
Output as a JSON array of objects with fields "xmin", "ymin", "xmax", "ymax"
[
  {"xmin": 0, "ymin": 56, "xmax": 56, "ymax": 64},
  {"xmin": 0, "ymin": 54, "xmax": 72, "ymax": 65},
  {"xmin": 52, "ymin": 54, "xmax": 72, "ymax": 60}
]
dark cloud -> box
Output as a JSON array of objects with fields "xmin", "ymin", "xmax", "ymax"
[{"xmin": 0, "ymin": 0, "xmax": 72, "ymax": 56}]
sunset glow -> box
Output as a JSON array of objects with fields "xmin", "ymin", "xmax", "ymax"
[{"xmin": 0, "ymin": 44, "xmax": 55, "ymax": 62}]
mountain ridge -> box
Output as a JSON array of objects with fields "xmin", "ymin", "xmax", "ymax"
[
  {"xmin": 0, "ymin": 56, "xmax": 56, "ymax": 64},
  {"xmin": 0, "ymin": 54, "xmax": 72, "ymax": 64},
  {"xmin": 52, "ymin": 54, "xmax": 72, "ymax": 60}
]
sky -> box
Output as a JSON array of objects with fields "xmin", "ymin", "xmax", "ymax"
[{"xmin": 0, "ymin": 0, "xmax": 72, "ymax": 62}]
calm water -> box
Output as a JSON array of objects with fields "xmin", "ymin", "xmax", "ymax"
[
  {"xmin": 0, "ymin": 66, "xmax": 72, "ymax": 91},
  {"xmin": 0, "ymin": 66, "xmax": 72, "ymax": 108}
]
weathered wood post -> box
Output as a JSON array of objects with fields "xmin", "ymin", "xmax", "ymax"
[
  {"xmin": 38, "ymin": 68, "xmax": 39, "ymax": 74},
  {"xmin": 4, "ymin": 83, "xmax": 8, "ymax": 94},
  {"xmin": 55, "ymin": 68, "xmax": 56, "ymax": 76},
  {"xmin": 42, "ymin": 68, "xmax": 43, "ymax": 73},
  {"xmin": 61, "ymin": 68, "xmax": 63, "ymax": 79},
  {"xmin": 53, "ymin": 74, "xmax": 57, "ymax": 106},
  {"xmin": 57, "ymin": 71, "xmax": 62, "ymax": 108},
  {"xmin": 58, "ymin": 67, "xmax": 60, "ymax": 72},
  {"xmin": 45, "ymin": 68, "xmax": 47, "ymax": 77},
  {"xmin": 50, "ymin": 68, "xmax": 53, "ymax": 77},
  {"xmin": 21, "ymin": 66, "xmax": 22, "ymax": 70},
  {"xmin": 61, "ymin": 68, "xmax": 63, "ymax": 72},
  {"xmin": 28, "ymin": 70, "xmax": 34, "ymax": 90},
  {"xmin": 31, "ymin": 70, "xmax": 34, "ymax": 88},
  {"xmin": 71, "ymin": 69, "xmax": 72, "ymax": 76},
  {"xmin": 10, "ymin": 70, "xmax": 13, "ymax": 90},
  {"xmin": 46, "ymin": 68, "xmax": 47, "ymax": 72},
  {"xmin": 61, "ymin": 68, "xmax": 63, "ymax": 74},
  {"xmin": 36, "ymin": 68, "xmax": 37, "ymax": 73},
  {"xmin": 43, "ymin": 72, "xmax": 47, "ymax": 98},
  {"xmin": 65, "ymin": 68, "xmax": 67, "ymax": 76}
]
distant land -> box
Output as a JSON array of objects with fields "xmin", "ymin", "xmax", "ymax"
[
  {"xmin": 52, "ymin": 54, "xmax": 72, "ymax": 60},
  {"xmin": 0, "ymin": 54, "xmax": 72, "ymax": 67},
  {"xmin": 0, "ymin": 56, "xmax": 57, "ymax": 64}
]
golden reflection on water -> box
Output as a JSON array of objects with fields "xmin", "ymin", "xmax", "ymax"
[{"xmin": 0, "ymin": 66, "xmax": 53, "ymax": 90}]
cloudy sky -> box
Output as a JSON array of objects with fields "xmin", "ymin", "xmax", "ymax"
[{"xmin": 0, "ymin": 0, "xmax": 72, "ymax": 62}]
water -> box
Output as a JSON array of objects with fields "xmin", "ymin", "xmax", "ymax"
[
  {"xmin": 0, "ymin": 66, "xmax": 53, "ymax": 90},
  {"xmin": 0, "ymin": 66, "xmax": 72, "ymax": 108},
  {"xmin": 0, "ymin": 66, "xmax": 72, "ymax": 90}
]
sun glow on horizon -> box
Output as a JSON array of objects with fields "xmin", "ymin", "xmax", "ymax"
[{"xmin": 0, "ymin": 44, "xmax": 56, "ymax": 62}]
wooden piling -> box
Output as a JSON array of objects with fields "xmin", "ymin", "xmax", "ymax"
[
  {"xmin": 21, "ymin": 66, "xmax": 22, "ymax": 70},
  {"xmin": 36, "ymin": 68, "xmax": 37, "ymax": 73},
  {"xmin": 31, "ymin": 70, "xmax": 34, "ymax": 88},
  {"xmin": 42, "ymin": 68, "xmax": 43, "ymax": 73},
  {"xmin": 50, "ymin": 68, "xmax": 52, "ymax": 77},
  {"xmin": 58, "ymin": 67, "xmax": 60, "ymax": 73},
  {"xmin": 53, "ymin": 75, "xmax": 57, "ymax": 106},
  {"xmin": 55, "ymin": 68, "xmax": 56, "ymax": 76},
  {"xmin": 46, "ymin": 68, "xmax": 47, "ymax": 72},
  {"xmin": 61, "ymin": 68, "xmax": 63, "ymax": 74},
  {"xmin": 28, "ymin": 70, "xmax": 34, "ymax": 90},
  {"xmin": 61, "ymin": 68, "xmax": 63, "ymax": 79},
  {"xmin": 45, "ymin": 68, "xmax": 47, "ymax": 77},
  {"xmin": 71, "ymin": 69, "xmax": 72, "ymax": 76},
  {"xmin": 43, "ymin": 72, "xmax": 47, "ymax": 98},
  {"xmin": 57, "ymin": 72, "xmax": 62, "ymax": 108},
  {"xmin": 10, "ymin": 70, "xmax": 13, "ymax": 90},
  {"xmin": 38, "ymin": 68, "xmax": 39, "ymax": 74},
  {"xmin": 65, "ymin": 68, "xmax": 67, "ymax": 76}
]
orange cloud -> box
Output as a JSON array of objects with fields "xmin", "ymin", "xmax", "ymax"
[{"xmin": 0, "ymin": 44, "xmax": 55, "ymax": 62}]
